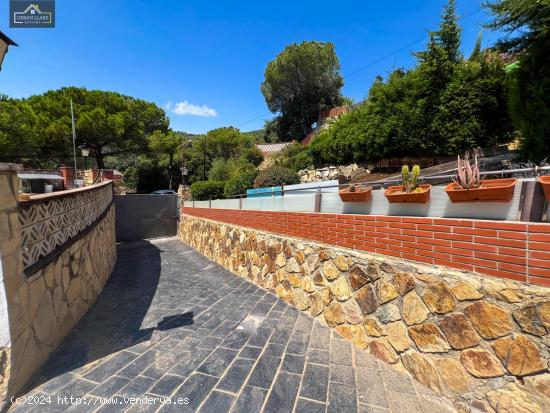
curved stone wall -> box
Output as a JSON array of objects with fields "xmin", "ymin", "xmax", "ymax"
[
  {"xmin": 0, "ymin": 168, "xmax": 116, "ymax": 407},
  {"xmin": 179, "ymin": 214, "xmax": 550, "ymax": 413}
]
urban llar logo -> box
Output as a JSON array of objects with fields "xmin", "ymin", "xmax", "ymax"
[{"xmin": 10, "ymin": 0, "xmax": 55, "ymax": 28}]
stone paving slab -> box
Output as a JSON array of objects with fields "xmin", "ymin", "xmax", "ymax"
[{"xmin": 9, "ymin": 237, "xmax": 456, "ymax": 413}]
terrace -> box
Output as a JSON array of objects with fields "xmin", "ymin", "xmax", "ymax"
[{"xmin": 1, "ymin": 162, "xmax": 549, "ymax": 412}]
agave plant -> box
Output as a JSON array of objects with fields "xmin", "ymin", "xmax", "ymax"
[{"xmin": 454, "ymin": 152, "xmax": 481, "ymax": 190}]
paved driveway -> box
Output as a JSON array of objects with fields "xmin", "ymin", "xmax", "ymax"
[{"xmin": 10, "ymin": 237, "xmax": 455, "ymax": 413}]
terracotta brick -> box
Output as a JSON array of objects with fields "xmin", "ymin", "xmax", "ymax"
[
  {"xmin": 453, "ymin": 227, "xmax": 498, "ymax": 237},
  {"xmin": 530, "ymin": 250, "xmax": 550, "ymax": 260},
  {"xmin": 453, "ymin": 255, "xmax": 498, "ymax": 269},
  {"xmin": 530, "ymin": 267, "xmax": 550, "ymax": 279},
  {"xmin": 478, "ymin": 267, "xmax": 527, "ymax": 283},
  {"xmin": 531, "ymin": 276, "xmax": 550, "ymax": 287},
  {"xmin": 474, "ymin": 220, "xmax": 527, "ymax": 231},
  {"xmin": 434, "ymin": 218, "xmax": 473, "ymax": 227},
  {"xmin": 474, "ymin": 237, "xmax": 525, "ymax": 250},
  {"xmin": 402, "ymin": 217, "xmax": 433, "ymax": 224},
  {"xmin": 530, "ymin": 233, "xmax": 550, "ymax": 243},
  {"xmin": 417, "ymin": 224, "xmax": 452, "ymax": 233},
  {"xmin": 434, "ymin": 258, "xmax": 474, "ymax": 272},
  {"xmin": 529, "ymin": 241, "xmax": 550, "ymax": 252},
  {"xmin": 528, "ymin": 223, "xmax": 550, "ymax": 233},
  {"xmin": 475, "ymin": 251, "xmax": 526, "ymax": 266}
]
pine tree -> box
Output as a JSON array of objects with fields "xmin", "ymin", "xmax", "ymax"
[{"xmin": 438, "ymin": 0, "xmax": 462, "ymax": 63}]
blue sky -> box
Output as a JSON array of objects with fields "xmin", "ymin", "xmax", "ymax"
[{"xmin": 0, "ymin": 1, "xmax": 500, "ymax": 134}]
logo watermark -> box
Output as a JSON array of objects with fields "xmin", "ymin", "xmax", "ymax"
[{"xmin": 10, "ymin": 0, "xmax": 55, "ymax": 28}]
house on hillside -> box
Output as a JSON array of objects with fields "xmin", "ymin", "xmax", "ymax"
[{"xmin": 301, "ymin": 105, "xmax": 351, "ymax": 145}]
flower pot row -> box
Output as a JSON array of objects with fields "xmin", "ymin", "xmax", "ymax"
[{"xmin": 339, "ymin": 178, "xmax": 518, "ymax": 204}]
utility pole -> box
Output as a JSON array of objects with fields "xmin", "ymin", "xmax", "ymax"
[{"xmin": 70, "ymin": 99, "xmax": 78, "ymax": 179}]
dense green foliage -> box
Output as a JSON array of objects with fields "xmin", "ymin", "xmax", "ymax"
[
  {"xmin": 190, "ymin": 180, "xmax": 226, "ymax": 200},
  {"xmin": 486, "ymin": 0, "xmax": 550, "ymax": 161},
  {"xmin": 0, "ymin": 87, "xmax": 169, "ymax": 168},
  {"xmin": 261, "ymin": 41, "xmax": 345, "ymax": 141},
  {"xmin": 253, "ymin": 165, "xmax": 300, "ymax": 188},
  {"xmin": 224, "ymin": 169, "xmax": 259, "ymax": 198},
  {"xmin": 282, "ymin": 0, "xmax": 513, "ymax": 167},
  {"xmin": 147, "ymin": 130, "xmax": 181, "ymax": 189}
]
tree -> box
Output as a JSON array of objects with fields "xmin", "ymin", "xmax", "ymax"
[
  {"xmin": 485, "ymin": 0, "xmax": 550, "ymax": 161},
  {"xmin": 147, "ymin": 130, "xmax": 182, "ymax": 189},
  {"xmin": 27, "ymin": 87, "xmax": 169, "ymax": 168},
  {"xmin": 261, "ymin": 41, "xmax": 344, "ymax": 141}
]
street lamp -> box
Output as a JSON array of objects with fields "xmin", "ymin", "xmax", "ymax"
[
  {"xmin": 180, "ymin": 166, "xmax": 189, "ymax": 185},
  {"xmin": 0, "ymin": 31, "xmax": 18, "ymax": 71},
  {"xmin": 81, "ymin": 148, "xmax": 90, "ymax": 170}
]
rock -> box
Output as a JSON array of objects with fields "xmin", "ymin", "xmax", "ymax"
[
  {"xmin": 32, "ymin": 292, "xmax": 57, "ymax": 346},
  {"xmin": 460, "ymin": 349, "xmax": 505, "ymax": 378},
  {"xmin": 322, "ymin": 260, "xmax": 340, "ymax": 281},
  {"xmin": 291, "ymin": 289, "xmax": 310, "ymax": 310},
  {"xmin": 333, "ymin": 255, "xmax": 349, "ymax": 271},
  {"xmin": 349, "ymin": 265, "xmax": 370, "ymax": 290},
  {"xmin": 329, "ymin": 277, "xmax": 351, "ymax": 301},
  {"xmin": 492, "ymin": 334, "xmax": 547, "ymax": 376},
  {"xmin": 366, "ymin": 263, "xmax": 381, "ymax": 281},
  {"xmin": 369, "ymin": 339, "xmax": 399, "ymax": 364},
  {"xmin": 537, "ymin": 301, "xmax": 550, "ymax": 331},
  {"xmin": 275, "ymin": 284, "xmax": 291, "ymax": 302},
  {"xmin": 401, "ymin": 351, "xmax": 442, "ymax": 393},
  {"xmin": 364, "ymin": 317, "xmax": 386, "ymax": 337},
  {"xmin": 306, "ymin": 253, "xmax": 319, "ymax": 270},
  {"xmin": 324, "ymin": 302, "xmax": 345, "ymax": 327},
  {"xmin": 335, "ymin": 325, "xmax": 354, "ymax": 340},
  {"xmin": 295, "ymin": 250, "xmax": 306, "ymax": 265},
  {"xmin": 451, "ymin": 281, "xmax": 483, "ymax": 301},
  {"xmin": 438, "ymin": 314, "xmax": 479, "ymax": 350},
  {"xmin": 524, "ymin": 373, "xmax": 550, "ymax": 398},
  {"xmin": 487, "ymin": 383, "xmax": 544, "ymax": 413},
  {"xmin": 393, "ymin": 273, "xmax": 415, "ymax": 295},
  {"xmin": 275, "ymin": 253, "xmax": 286, "ymax": 267},
  {"xmin": 312, "ymin": 269, "xmax": 328, "ymax": 286},
  {"xmin": 309, "ymin": 292, "xmax": 325, "ymax": 317},
  {"xmin": 319, "ymin": 287, "xmax": 332, "ymax": 305},
  {"xmin": 318, "ymin": 250, "xmax": 331, "ymax": 261},
  {"xmin": 386, "ymin": 322, "xmax": 410, "ymax": 352},
  {"xmin": 464, "ymin": 301, "xmax": 513, "ymax": 339},
  {"xmin": 434, "ymin": 358, "xmax": 471, "ymax": 396},
  {"xmin": 402, "ymin": 291, "xmax": 429, "ymax": 326},
  {"xmin": 300, "ymin": 277, "xmax": 316, "ymax": 293},
  {"xmin": 408, "ymin": 323, "xmax": 451, "ymax": 353},
  {"xmin": 377, "ymin": 304, "xmax": 401, "ymax": 324},
  {"xmin": 355, "ymin": 285, "xmax": 378, "ymax": 314},
  {"xmin": 351, "ymin": 325, "xmax": 369, "ymax": 349},
  {"xmin": 288, "ymin": 273, "xmax": 302, "ymax": 288},
  {"xmin": 286, "ymin": 257, "xmax": 300, "ymax": 273},
  {"xmin": 483, "ymin": 280, "xmax": 524, "ymax": 303},
  {"xmin": 422, "ymin": 282, "xmax": 455, "ymax": 314},
  {"xmin": 342, "ymin": 299, "xmax": 363, "ymax": 325},
  {"xmin": 514, "ymin": 305, "xmax": 547, "ymax": 336},
  {"xmin": 377, "ymin": 279, "xmax": 399, "ymax": 304}
]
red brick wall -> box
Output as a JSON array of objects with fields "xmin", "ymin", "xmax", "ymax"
[{"xmin": 182, "ymin": 207, "xmax": 550, "ymax": 287}]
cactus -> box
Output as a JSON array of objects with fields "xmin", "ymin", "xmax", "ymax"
[
  {"xmin": 454, "ymin": 152, "xmax": 481, "ymax": 190},
  {"xmin": 401, "ymin": 165, "xmax": 410, "ymax": 192},
  {"xmin": 402, "ymin": 164, "xmax": 421, "ymax": 193}
]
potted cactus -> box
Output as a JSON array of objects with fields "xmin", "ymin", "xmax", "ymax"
[
  {"xmin": 339, "ymin": 183, "xmax": 373, "ymax": 202},
  {"xmin": 385, "ymin": 165, "xmax": 431, "ymax": 203},
  {"xmin": 539, "ymin": 176, "xmax": 550, "ymax": 201},
  {"xmin": 444, "ymin": 152, "xmax": 517, "ymax": 202}
]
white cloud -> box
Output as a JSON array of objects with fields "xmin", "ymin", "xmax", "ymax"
[{"xmin": 166, "ymin": 100, "xmax": 217, "ymax": 117}]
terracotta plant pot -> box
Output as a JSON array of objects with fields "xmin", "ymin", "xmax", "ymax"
[
  {"xmin": 444, "ymin": 178, "xmax": 517, "ymax": 202},
  {"xmin": 384, "ymin": 184, "xmax": 431, "ymax": 204},
  {"xmin": 339, "ymin": 186, "xmax": 372, "ymax": 202},
  {"xmin": 539, "ymin": 176, "xmax": 550, "ymax": 201}
]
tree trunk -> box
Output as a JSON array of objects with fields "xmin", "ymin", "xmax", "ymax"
[
  {"xmin": 168, "ymin": 154, "xmax": 173, "ymax": 189},
  {"xmin": 95, "ymin": 150, "xmax": 105, "ymax": 169}
]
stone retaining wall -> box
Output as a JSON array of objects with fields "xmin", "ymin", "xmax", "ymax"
[
  {"xmin": 0, "ymin": 166, "xmax": 116, "ymax": 407},
  {"xmin": 179, "ymin": 214, "xmax": 550, "ymax": 413}
]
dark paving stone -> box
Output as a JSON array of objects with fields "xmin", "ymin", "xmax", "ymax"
[
  {"xmin": 148, "ymin": 374, "xmax": 185, "ymax": 397},
  {"xmin": 89, "ymin": 375, "xmax": 131, "ymax": 398},
  {"xmin": 246, "ymin": 355, "xmax": 281, "ymax": 389},
  {"xmin": 197, "ymin": 336, "xmax": 224, "ymax": 350},
  {"xmin": 356, "ymin": 370, "xmax": 389, "ymax": 409},
  {"xmin": 95, "ymin": 395, "xmax": 133, "ymax": 413},
  {"xmin": 118, "ymin": 376, "xmax": 156, "ymax": 398},
  {"xmin": 386, "ymin": 390, "xmax": 423, "ymax": 413},
  {"xmin": 330, "ymin": 364, "xmax": 356, "ymax": 385},
  {"xmin": 231, "ymin": 386, "xmax": 267, "ymax": 413},
  {"xmin": 216, "ymin": 358, "xmax": 255, "ymax": 393},
  {"xmin": 238, "ymin": 346, "xmax": 262, "ymax": 360},
  {"xmin": 358, "ymin": 404, "xmax": 390, "ymax": 413},
  {"xmin": 38, "ymin": 372, "xmax": 77, "ymax": 395},
  {"xmin": 264, "ymin": 343, "xmax": 285, "ymax": 358},
  {"xmin": 281, "ymin": 354, "xmax": 305, "ymax": 375},
  {"xmin": 286, "ymin": 334, "xmax": 310, "ymax": 355},
  {"xmin": 327, "ymin": 381, "xmax": 357, "ymax": 413},
  {"xmin": 247, "ymin": 327, "xmax": 274, "ymax": 347},
  {"xmin": 307, "ymin": 349, "xmax": 329, "ymax": 365},
  {"xmin": 380, "ymin": 367, "xmax": 416, "ymax": 395},
  {"xmin": 269, "ymin": 327, "xmax": 293, "ymax": 345},
  {"xmin": 84, "ymin": 352, "xmax": 138, "ymax": 382},
  {"xmin": 169, "ymin": 348, "xmax": 212, "ymax": 377},
  {"xmin": 160, "ymin": 373, "xmax": 218, "ymax": 412},
  {"xmin": 263, "ymin": 371, "xmax": 301, "ymax": 413},
  {"xmin": 295, "ymin": 398, "xmax": 327, "ymax": 413},
  {"xmin": 197, "ymin": 348, "xmax": 238, "ymax": 377},
  {"xmin": 330, "ymin": 339, "xmax": 353, "ymax": 366},
  {"xmin": 299, "ymin": 363, "xmax": 329, "ymax": 402},
  {"xmin": 198, "ymin": 390, "xmax": 236, "ymax": 413},
  {"xmin": 117, "ymin": 351, "xmax": 163, "ymax": 379},
  {"xmin": 55, "ymin": 378, "xmax": 98, "ymax": 399}
]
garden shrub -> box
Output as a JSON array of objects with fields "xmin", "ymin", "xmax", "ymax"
[
  {"xmin": 253, "ymin": 165, "xmax": 300, "ymax": 188},
  {"xmin": 190, "ymin": 181, "xmax": 226, "ymax": 200},
  {"xmin": 224, "ymin": 169, "xmax": 259, "ymax": 198}
]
